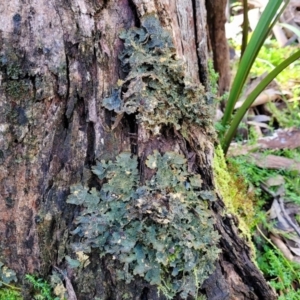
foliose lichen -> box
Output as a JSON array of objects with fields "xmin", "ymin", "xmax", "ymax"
[
  {"xmin": 67, "ymin": 151, "xmax": 220, "ymax": 299},
  {"xmin": 0, "ymin": 261, "xmax": 17, "ymax": 287},
  {"xmin": 67, "ymin": 14, "xmax": 219, "ymax": 299},
  {"xmin": 102, "ymin": 14, "xmax": 214, "ymax": 134}
]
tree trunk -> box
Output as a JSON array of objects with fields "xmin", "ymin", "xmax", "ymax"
[
  {"xmin": 0, "ymin": 0, "xmax": 275, "ymax": 299},
  {"xmin": 206, "ymin": 0, "xmax": 231, "ymax": 95}
]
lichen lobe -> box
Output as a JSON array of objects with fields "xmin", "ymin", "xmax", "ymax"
[
  {"xmin": 103, "ymin": 14, "xmax": 214, "ymax": 135},
  {"xmin": 67, "ymin": 151, "xmax": 220, "ymax": 299}
]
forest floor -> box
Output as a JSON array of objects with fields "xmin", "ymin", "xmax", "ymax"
[{"xmin": 224, "ymin": 2, "xmax": 300, "ymax": 298}]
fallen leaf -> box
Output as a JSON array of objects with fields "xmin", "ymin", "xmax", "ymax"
[
  {"xmin": 264, "ymin": 175, "xmax": 285, "ymax": 187},
  {"xmin": 235, "ymin": 88, "xmax": 281, "ymax": 109},
  {"xmin": 269, "ymin": 199, "xmax": 292, "ymax": 231},
  {"xmin": 228, "ymin": 128, "xmax": 300, "ymax": 156},
  {"xmin": 248, "ymin": 153, "xmax": 300, "ymax": 172}
]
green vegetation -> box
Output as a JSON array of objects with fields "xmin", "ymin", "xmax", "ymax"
[
  {"xmin": 5, "ymin": 80, "xmax": 30, "ymax": 99},
  {"xmin": 228, "ymin": 149, "xmax": 300, "ymax": 205},
  {"xmin": 213, "ymin": 146, "xmax": 255, "ymax": 240},
  {"xmin": 25, "ymin": 274, "xmax": 58, "ymax": 300},
  {"xmin": 220, "ymin": 0, "xmax": 300, "ymax": 154},
  {"xmin": 227, "ymin": 147, "xmax": 300, "ymax": 299},
  {"xmin": 257, "ymin": 243, "xmax": 300, "ymax": 300},
  {"xmin": 251, "ymin": 40, "xmax": 300, "ymax": 91},
  {"xmin": 208, "ymin": 59, "xmax": 219, "ymax": 97},
  {"xmin": 220, "ymin": 3, "xmax": 300, "ymax": 295},
  {"xmin": 67, "ymin": 151, "xmax": 219, "ymax": 299},
  {"xmin": 0, "ymin": 272, "xmax": 61, "ymax": 300},
  {"xmin": 0, "ymin": 288, "xmax": 22, "ymax": 300}
]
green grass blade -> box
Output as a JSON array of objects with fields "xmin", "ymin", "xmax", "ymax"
[
  {"xmin": 222, "ymin": 0, "xmax": 284, "ymax": 128},
  {"xmin": 222, "ymin": 49, "xmax": 300, "ymax": 154}
]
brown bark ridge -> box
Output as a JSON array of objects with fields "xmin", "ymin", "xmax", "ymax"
[
  {"xmin": 206, "ymin": 0, "xmax": 231, "ymax": 95},
  {"xmin": 0, "ymin": 0, "xmax": 275, "ymax": 299}
]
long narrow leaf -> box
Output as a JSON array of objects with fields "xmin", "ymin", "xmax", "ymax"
[
  {"xmin": 222, "ymin": 0, "xmax": 285, "ymax": 128},
  {"xmin": 222, "ymin": 49, "xmax": 300, "ymax": 154},
  {"xmin": 269, "ymin": 1, "xmax": 289, "ymax": 32}
]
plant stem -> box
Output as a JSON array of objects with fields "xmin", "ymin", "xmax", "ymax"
[{"xmin": 0, "ymin": 280, "xmax": 21, "ymax": 290}]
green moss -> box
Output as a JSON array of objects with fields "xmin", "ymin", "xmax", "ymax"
[
  {"xmin": 207, "ymin": 59, "xmax": 219, "ymax": 96},
  {"xmin": 5, "ymin": 80, "xmax": 30, "ymax": 99},
  {"xmin": 213, "ymin": 146, "xmax": 255, "ymax": 251},
  {"xmin": 0, "ymin": 50, "xmax": 23, "ymax": 80},
  {"xmin": 0, "ymin": 288, "xmax": 22, "ymax": 300},
  {"xmin": 0, "ymin": 47, "xmax": 33, "ymax": 103},
  {"xmin": 6, "ymin": 64, "xmax": 22, "ymax": 80},
  {"xmin": 67, "ymin": 151, "xmax": 220, "ymax": 299},
  {"xmin": 25, "ymin": 274, "xmax": 59, "ymax": 300},
  {"xmin": 103, "ymin": 14, "xmax": 214, "ymax": 135}
]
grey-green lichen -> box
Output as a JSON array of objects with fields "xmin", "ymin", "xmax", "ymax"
[
  {"xmin": 103, "ymin": 14, "xmax": 214, "ymax": 134},
  {"xmin": 67, "ymin": 152, "xmax": 220, "ymax": 299},
  {"xmin": 0, "ymin": 262, "xmax": 17, "ymax": 287},
  {"xmin": 67, "ymin": 13, "xmax": 219, "ymax": 299}
]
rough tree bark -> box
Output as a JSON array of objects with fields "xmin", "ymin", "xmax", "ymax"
[
  {"xmin": 206, "ymin": 0, "xmax": 230, "ymax": 95},
  {"xmin": 0, "ymin": 0, "xmax": 275, "ymax": 299}
]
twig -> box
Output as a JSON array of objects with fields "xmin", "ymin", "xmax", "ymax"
[{"xmin": 53, "ymin": 266, "xmax": 77, "ymax": 300}]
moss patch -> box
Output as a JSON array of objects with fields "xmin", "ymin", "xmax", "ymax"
[
  {"xmin": 213, "ymin": 146, "xmax": 255, "ymax": 250},
  {"xmin": 5, "ymin": 80, "xmax": 30, "ymax": 100}
]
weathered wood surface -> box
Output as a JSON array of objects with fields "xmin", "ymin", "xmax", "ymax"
[{"xmin": 0, "ymin": 0, "xmax": 275, "ymax": 299}]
